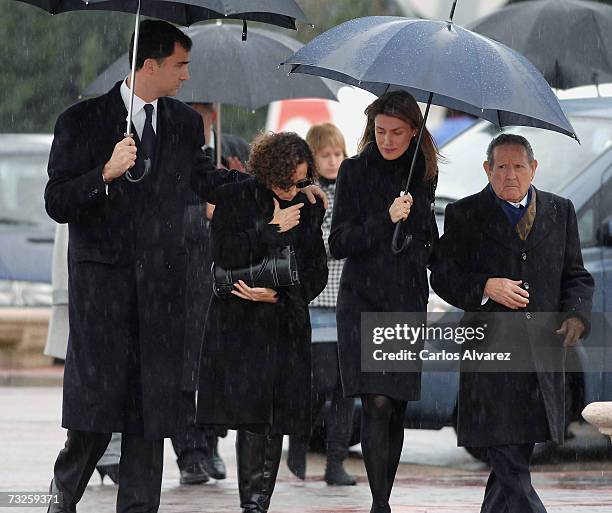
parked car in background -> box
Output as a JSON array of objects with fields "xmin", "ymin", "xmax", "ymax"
[{"xmin": 0, "ymin": 134, "xmax": 54, "ymax": 368}]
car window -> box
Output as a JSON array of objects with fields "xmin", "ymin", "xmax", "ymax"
[
  {"xmin": 0, "ymin": 154, "xmax": 54, "ymax": 231},
  {"xmin": 578, "ymin": 205, "xmax": 596, "ymax": 247},
  {"xmin": 577, "ymin": 169, "xmax": 612, "ymax": 247},
  {"xmin": 436, "ymin": 117, "xmax": 612, "ymax": 206},
  {"xmin": 600, "ymin": 171, "xmax": 612, "ymax": 222}
]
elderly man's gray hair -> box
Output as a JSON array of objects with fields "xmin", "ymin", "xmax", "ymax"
[{"xmin": 486, "ymin": 133, "xmax": 534, "ymax": 166}]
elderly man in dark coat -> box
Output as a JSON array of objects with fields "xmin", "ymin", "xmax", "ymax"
[{"xmin": 430, "ymin": 133, "xmax": 594, "ymax": 513}]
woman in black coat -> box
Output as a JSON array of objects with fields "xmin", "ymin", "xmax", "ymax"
[
  {"xmin": 329, "ymin": 91, "xmax": 440, "ymax": 513},
  {"xmin": 197, "ymin": 132, "xmax": 327, "ymax": 513}
]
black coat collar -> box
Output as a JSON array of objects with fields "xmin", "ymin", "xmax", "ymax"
[{"xmin": 475, "ymin": 185, "xmax": 557, "ymax": 251}]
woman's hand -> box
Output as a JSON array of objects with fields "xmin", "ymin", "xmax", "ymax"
[
  {"xmin": 301, "ymin": 184, "xmax": 329, "ymax": 209},
  {"xmin": 389, "ymin": 193, "xmax": 413, "ymax": 223},
  {"xmin": 270, "ymin": 198, "xmax": 303, "ymax": 233},
  {"xmin": 231, "ymin": 280, "xmax": 279, "ymax": 303}
]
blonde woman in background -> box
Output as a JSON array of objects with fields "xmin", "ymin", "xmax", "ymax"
[{"xmin": 287, "ymin": 123, "xmax": 356, "ymax": 486}]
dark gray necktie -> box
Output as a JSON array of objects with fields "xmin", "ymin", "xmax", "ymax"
[{"xmin": 141, "ymin": 104, "xmax": 156, "ymax": 163}]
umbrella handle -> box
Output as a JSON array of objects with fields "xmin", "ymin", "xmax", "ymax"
[
  {"xmin": 391, "ymin": 92, "xmax": 433, "ymax": 255},
  {"xmin": 391, "ymin": 215, "xmax": 413, "ymax": 254},
  {"xmin": 126, "ymin": 0, "xmax": 141, "ymax": 136},
  {"xmin": 215, "ymin": 103, "xmax": 222, "ymax": 168},
  {"xmin": 124, "ymin": 0, "xmax": 149, "ymax": 184}
]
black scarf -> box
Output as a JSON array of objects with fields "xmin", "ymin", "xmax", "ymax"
[{"xmin": 362, "ymin": 140, "xmax": 426, "ymax": 192}]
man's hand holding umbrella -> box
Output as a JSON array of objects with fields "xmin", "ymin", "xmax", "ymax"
[{"xmin": 102, "ymin": 137, "xmax": 137, "ymax": 183}]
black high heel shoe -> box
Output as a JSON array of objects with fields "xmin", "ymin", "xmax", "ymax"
[{"xmin": 96, "ymin": 464, "xmax": 119, "ymax": 484}]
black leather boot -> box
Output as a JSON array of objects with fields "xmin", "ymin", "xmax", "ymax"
[
  {"xmin": 236, "ymin": 430, "xmax": 283, "ymax": 513},
  {"xmin": 259, "ymin": 434, "xmax": 283, "ymax": 513},
  {"xmin": 324, "ymin": 442, "xmax": 356, "ymax": 486}
]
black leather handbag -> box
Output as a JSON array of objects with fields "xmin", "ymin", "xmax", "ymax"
[{"xmin": 212, "ymin": 245, "xmax": 300, "ymax": 297}]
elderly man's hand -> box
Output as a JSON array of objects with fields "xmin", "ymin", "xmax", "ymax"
[
  {"xmin": 556, "ymin": 316, "xmax": 585, "ymax": 347},
  {"xmin": 301, "ymin": 184, "xmax": 329, "ymax": 209},
  {"xmin": 483, "ymin": 278, "xmax": 529, "ymax": 309}
]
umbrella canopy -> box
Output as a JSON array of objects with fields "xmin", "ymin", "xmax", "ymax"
[
  {"xmin": 470, "ymin": 0, "xmax": 612, "ymax": 90},
  {"xmin": 15, "ymin": 0, "xmax": 309, "ymax": 175},
  {"xmin": 283, "ymin": 16, "xmax": 576, "ymax": 139},
  {"xmin": 283, "ymin": 13, "xmax": 577, "ymax": 254},
  {"xmin": 83, "ymin": 22, "xmax": 340, "ymax": 110},
  {"xmin": 17, "ymin": 0, "xmax": 307, "ymax": 29}
]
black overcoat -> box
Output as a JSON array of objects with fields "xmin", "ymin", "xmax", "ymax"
[
  {"xmin": 196, "ymin": 177, "xmax": 327, "ymax": 435},
  {"xmin": 429, "ymin": 186, "xmax": 594, "ymax": 447},
  {"xmin": 329, "ymin": 142, "xmax": 437, "ymax": 400},
  {"xmin": 181, "ymin": 201, "xmax": 211, "ymax": 391},
  {"xmin": 44, "ymin": 81, "xmax": 240, "ymax": 439},
  {"xmin": 182, "ymin": 134, "xmax": 250, "ymax": 391}
]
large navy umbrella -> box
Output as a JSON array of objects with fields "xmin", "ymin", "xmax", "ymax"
[
  {"xmin": 282, "ymin": 9, "xmax": 576, "ymax": 252},
  {"xmin": 83, "ymin": 0, "xmax": 307, "ymax": 30},
  {"xmin": 470, "ymin": 0, "xmax": 612, "ymax": 90},
  {"xmin": 16, "ymin": 0, "xmax": 308, "ymax": 141},
  {"xmin": 17, "ymin": 0, "xmax": 307, "ymax": 29},
  {"xmin": 283, "ymin": 16, "xmax": 575, "ymax": 139},
  {"xmin": 83, "ymin": 22, "xmax": 341, "ymax": 166}
]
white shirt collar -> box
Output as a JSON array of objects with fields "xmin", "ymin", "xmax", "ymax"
[
  {"xmin": 203, "ymin": 130, "xmax": 216, "ymax": 151},
  {"xmin": 506, "ymin": 189, "xmax": 530, "ymax": 208},
  {"xmin": 120, "ymin": 78, "xmax": 158, "ymax": 120}
]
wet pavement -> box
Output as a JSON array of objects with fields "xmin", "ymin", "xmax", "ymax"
[{"xmin": 1, "ymin": 387, "xmax": 612, "ymax": 512}]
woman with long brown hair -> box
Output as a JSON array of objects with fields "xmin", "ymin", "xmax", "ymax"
[{"xmin": 330, "ymin": 91, "xmax": 440, "ymax": 513}]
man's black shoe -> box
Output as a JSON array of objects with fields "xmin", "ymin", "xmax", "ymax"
[
  {"xmin": 202, "ymin": 447, "xmax": 227, "ymax": 480},
  {"xmin": 179, "ymin": 463, "xmax": 210, "ymax": 485}
]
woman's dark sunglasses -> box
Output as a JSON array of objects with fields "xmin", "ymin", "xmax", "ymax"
[{"xmin": 294, "ymin": 178, "xmax": 313, "ymax": 189}]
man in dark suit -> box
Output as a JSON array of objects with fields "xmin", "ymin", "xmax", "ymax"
[
  {"xmin": 170, "ymin": 103, "xmax": 251, "ymax": 485},
  {"xmin": 430, "ymin": 133, "xmax": 594, "ymax": 513},
  {"xmin": 44, "ymin": 20, "xmax": 245, "ymax": 513},
  {"xmin": 189, "ymin": 102, "xmax": 250, "ymax": 169}
]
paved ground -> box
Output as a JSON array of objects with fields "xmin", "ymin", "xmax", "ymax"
[{"xmin": 1, "ymin": 387, "xmax": 612, "ymax": 513}]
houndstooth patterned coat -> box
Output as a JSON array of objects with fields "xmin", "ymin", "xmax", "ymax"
[{"xmin": 311, "ymin": 179, "xmax": 344, "ymax": 308}]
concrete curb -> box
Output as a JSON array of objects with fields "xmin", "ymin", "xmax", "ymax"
[{"xmin": 0, "ymin": 366, "xmax": 63, "ymax": 387}]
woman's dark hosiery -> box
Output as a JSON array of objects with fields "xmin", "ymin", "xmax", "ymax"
[{"xmin": 360, "ymin": 395, "xmax": 407, "ymax": 511}]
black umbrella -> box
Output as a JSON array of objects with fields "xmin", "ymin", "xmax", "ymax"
[
  {"xmin": 83, "ymin": 21, "xmax": 340, "ymax": 167},
  {"xmin": 283, "ymin": 2, "xmax": 576, "ymax": 253},
  {"xmin": 16, "ymin": 0, "xmax": 308, "ymax": 137},
  {"xmin": 471, "ymin": 0, "xmax": 612, "ymax": 90}
]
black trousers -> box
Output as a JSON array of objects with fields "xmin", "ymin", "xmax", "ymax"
[
  {"xmin": 481, "ymin": 444, "xmax": 547, "ymax": 513},
  {"xmin": 311, "ymin": 343, "xmax": 355, "ymax": 446},
  {"xmin": 53, "ymin": 429, "xmax": 164, "ymax": 513},
  {"xmin": 170, "ymin": 391, "xmax": 207, "ymax": 468}
]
